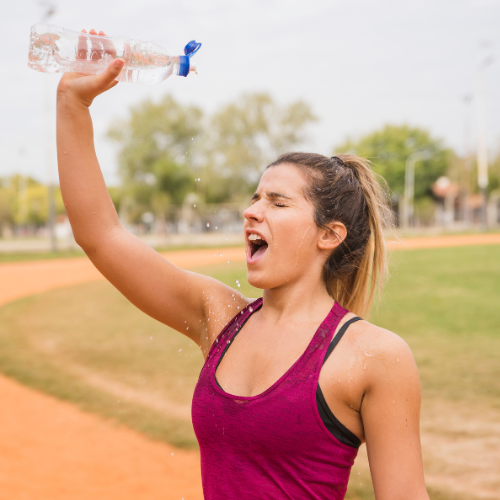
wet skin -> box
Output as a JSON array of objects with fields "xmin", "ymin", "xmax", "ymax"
[{"xmin": 57, "ymin": 30, "xmax": 429, "ymax": 500}]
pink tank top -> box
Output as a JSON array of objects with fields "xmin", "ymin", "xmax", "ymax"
[{"xmin": 192, "ymin": 298, "xmax": 359, "ymax": 499}]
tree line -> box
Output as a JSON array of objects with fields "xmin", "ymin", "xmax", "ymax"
[{"xmin": 1, "ymin": 91, "xmax": 499, "ymax": 232}]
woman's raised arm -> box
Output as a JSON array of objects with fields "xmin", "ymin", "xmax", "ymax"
[{"xmin": 56, "ymin": 30, "xmax": 249, "ymax": 352}]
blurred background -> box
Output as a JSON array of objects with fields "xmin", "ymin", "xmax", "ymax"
[
  {"xmin": 1, "ymin": 0, "xmax": 500, "ymax": 249},
  {"xmin": 0, "ymin": 1, "xmax": 499, "ymax": 500}
]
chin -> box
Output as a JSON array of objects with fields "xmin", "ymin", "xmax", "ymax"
[
  {"xmin": 246, "ymin": 266, "xmax": 292, "ymax": 292},
  {"xmin": 246, "ymin": 268, "xmax": 267, "ymax": 290}
]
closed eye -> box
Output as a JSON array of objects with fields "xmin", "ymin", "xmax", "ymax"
[{"xmin": 274, "ymin": 202, "xmax": 287, "ymax": 207}]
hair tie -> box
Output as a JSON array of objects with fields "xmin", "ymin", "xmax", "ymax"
[{"xmin": 330, "ymin": 156, "xmax": 346, "ymax": 167}]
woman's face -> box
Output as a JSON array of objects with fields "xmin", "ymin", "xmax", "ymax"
[{"xmin": 243, "ymin": 163, "xmax": 326, "ymax": 291}]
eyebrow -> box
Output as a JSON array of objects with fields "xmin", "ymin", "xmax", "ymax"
[{"xmin": 251, "ymin": 191, "xmax": 292, "ymax": 201}]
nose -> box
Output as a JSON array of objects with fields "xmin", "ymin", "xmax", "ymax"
[{"xmin": 243, "ymin": 201, "xmax": 264, "ymax": 224}]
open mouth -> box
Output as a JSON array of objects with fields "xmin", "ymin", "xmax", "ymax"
[{"xmin": 248, "ymin": 233, "xmax": 268, "ymax": 260}]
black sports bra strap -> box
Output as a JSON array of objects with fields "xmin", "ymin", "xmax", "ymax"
[{"xmin": 322, "ymin": 316, "xmax": 362, "ymax": 366}]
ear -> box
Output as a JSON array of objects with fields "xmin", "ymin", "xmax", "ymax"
[{"xmin": 317, "ymin": 221, "xmax": 347, "ymax": 252}]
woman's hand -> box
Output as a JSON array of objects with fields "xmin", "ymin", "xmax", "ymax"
[{"xmin": 57, "ymin": 29, "xmax": 124, "ymax": 108}]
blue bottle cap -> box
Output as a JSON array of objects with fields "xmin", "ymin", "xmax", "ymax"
[
  {"xmin": 178, "ymin": 55, "xmax": 190, "ymax": 77},
  {"xmin": 184, "ymin": 40, "xmax": 202, "ymax": 58}
]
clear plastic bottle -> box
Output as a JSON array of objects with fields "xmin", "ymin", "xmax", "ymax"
[{"xmin": 28, "ymin": 23, "xmax": 201, "ymax": 85}]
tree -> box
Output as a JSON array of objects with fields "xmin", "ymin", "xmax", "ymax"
[
  {"xmin": 108, "ymin": 92, "xmax": 317, "ymax": 209},
  {"xmin": 0, "ymin": 177, "xmax": 15, "ymax": 232},
  {"xmin": 0, "ymin": 175, "xmax": 65, "ymax": 228},
  {"xmin": 488, "ymin": 147, "xmax": 500, "ymax": 194},
  {"xmin": 205, "ymin": 93, "xmax": 317, "ymax": 202},
  {"xmin": 108, "ymin": 95, "xmax": 203, "ymax": 220},
  {"xmin": 334, "ymin": 125, "xmax": 454, "ymax": 200}
]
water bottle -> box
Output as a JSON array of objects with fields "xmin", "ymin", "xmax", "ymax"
[{"xmin": 28, "ymin": 23, "xmax": 201, "ymax": 85}]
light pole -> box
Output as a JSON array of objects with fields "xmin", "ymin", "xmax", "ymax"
[
  {"xmin": 403, "ymin": 151, "xmax": 432, "ymax": 231},
  {"xmin": 41, "ymin": 1, "xmax": 57, "ymax": 252},
  {"xmin": 461, "ymin": 95, "xmax": 472, "ymax": 226},
  {"xmin": 476, "ymin": 51, "xmax": 494, "ymax": 229},
  {"xmin": 17, "ymin": 148, "xmax": 27, "ymax": 230}
]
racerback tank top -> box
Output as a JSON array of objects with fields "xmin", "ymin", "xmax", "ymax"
[{"xmin": 192, "ymin": 298, "xmax": 359, "ymax": 499}]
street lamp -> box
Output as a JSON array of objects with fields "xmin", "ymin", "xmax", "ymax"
[
  {"xmin": 40, "ymin": 1, "xmax": 57, "ymax": 252},
  {"xmin": 461, "ymin": 95, "xmax": 472, "ymax": 226},
  {"xmin": 476, "ymin": 52, "xmax": 494, "ymax": 228},
  {"xmin": 403, "ymin": 150, "xmax": 432, "ymax": 230}
]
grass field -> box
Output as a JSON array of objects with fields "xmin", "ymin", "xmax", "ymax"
[
  {"xmin": 0, "ymin": 245, "xmax": 499, "ymax": 499},
  {"xmin": 0, "ymin": 248, "xmax": 86, "ymax": 263}
]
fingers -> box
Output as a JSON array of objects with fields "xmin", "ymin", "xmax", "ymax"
[
  {"xmin": 100, "ymin": 30, "xmax": 117, "ymax": 59},
  {"xmin": 88, "ymin": 28, "xmax": 103, "ymax": 61},
  {"xmin": 94, "ymin": 59, "xmax": 124, "ymax": 91},
  {"xmin": 77, "ymin": 29, "xmax": 88, "ymax": 59},
  {"xmin": 78, "ymin": 29, "xmax": 116, "ymax": 61}
]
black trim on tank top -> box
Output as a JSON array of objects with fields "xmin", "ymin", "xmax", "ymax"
[
  {"xmin": 215, "ymin": 307, "xmax": 362, "ymax": 449},
  {"xmin": 317, "ymin": 315, "xmax": 363, "ymax": 448}
]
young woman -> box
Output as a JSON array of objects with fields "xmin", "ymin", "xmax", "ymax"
[{"xmin": 56, "ymin": 30, "xmax": 429, "ymax": 500}]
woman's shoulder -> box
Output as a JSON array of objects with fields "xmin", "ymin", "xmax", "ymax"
[
  {"xmin": 353, "ymin": 318, "xmax": 413, "ymax": 354},
  {"xmin": 349, "ymin": 318, "xmax": 419, "ymax": 391}
]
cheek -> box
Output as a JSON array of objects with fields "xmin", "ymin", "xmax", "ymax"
[{"xmin": 270, "ymin": 212, "xmax": 315, "ymax": 255}]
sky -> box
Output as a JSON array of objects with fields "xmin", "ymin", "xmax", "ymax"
[{"xmin": 1, "ymin": 0, "xmax": 499, "ymax": 186}]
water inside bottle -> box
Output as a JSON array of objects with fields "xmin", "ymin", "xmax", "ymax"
[{"xmin": 28, "ymin": 24, "xmax": 181, "ymax": 85}]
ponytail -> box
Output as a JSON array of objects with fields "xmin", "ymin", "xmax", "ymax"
[
  {"xmin": 267, "ymin": 152, "xmax": 393, "ymax": 317},
  {"xmin": 334, "ymin": 154, "xmax": 392, "ymax": 316}
]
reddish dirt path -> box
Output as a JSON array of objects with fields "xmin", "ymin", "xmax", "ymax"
[
  {"xmin": 0, "ymin": 234, "xmax": 498, "ymax": 500},
  {"xmin": 0, "ymin": 247, "xmax": 246, "ymax": 308},
  {"xmin": 0, "ymin": 375, "xmax": 203, "ymax": 500},
  {"xmin": 385, "ymin": 232, "xmax": 500, "ymax": 250}
]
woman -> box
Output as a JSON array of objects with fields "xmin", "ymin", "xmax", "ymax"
[{"xmin": 56, "ymin": 31, "xmax": 429, "ymax": 499}]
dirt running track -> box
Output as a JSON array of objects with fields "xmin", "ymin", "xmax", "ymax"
[{"xmin": 0, "ymin": 233, "xmax": 499, "ymax": 500}]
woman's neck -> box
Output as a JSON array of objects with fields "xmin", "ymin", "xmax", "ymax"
[{"xmin": 260, "ymin": 278, "xmax": 335, "ymax": 325}]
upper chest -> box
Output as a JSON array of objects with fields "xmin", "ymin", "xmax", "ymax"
[
  {"xmin": 215, "ymin": 313, "xmax": 366, "ymax": 405},
  {"xmin": 215, "ymin": 318, "xmax": 316, "ymax": 395}
]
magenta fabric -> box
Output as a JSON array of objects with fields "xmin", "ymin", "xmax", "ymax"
[{"xmin": 192, "ymin": 298, "xmax": 359, "ymax": 499}]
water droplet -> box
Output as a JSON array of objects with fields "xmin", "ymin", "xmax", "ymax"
[
  {"xmin": 150, "ymin": 336, "xmax": 153, "ymax": 339},
  {"xmin": 178, "ymin": 349, "xmax": 182, "ymax": 352},
  {"xmin": 193, "ymin": 204, "xmax": 196, "ymax": 208},
  {"xmin": 397, "ymin": 358, "xmax": 400, "ymax": 362},
  {"xmin": 249, "ymin": 307, "xmax": 253, "ymax": 312},
  {"xmin": 206, "ymin": 223, "xmax": 210, "ymax": 227},
  {"xmin": 363, "ymin": 363, "xmax": 366, "ymax": 369},
  {"xmin": 215, "ymin": 226, "xmax": 218, "ymax": 229},
  {"xmin": 171, "ymin": 452, "xmax": 174, "ymax": 456}
]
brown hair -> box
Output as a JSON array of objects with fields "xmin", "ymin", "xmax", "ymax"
[{"xmin": 267, "ymin": 152, "xmax": 393, "ymax": 317}]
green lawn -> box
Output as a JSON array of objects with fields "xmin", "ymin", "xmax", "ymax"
[
  {"xmin": 0, "ymin": 244, "xmax": 498, "ymax": 499},
  {"xmin": 0, "ymin": 248, "xmax": 86, "ymax": 263}
]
